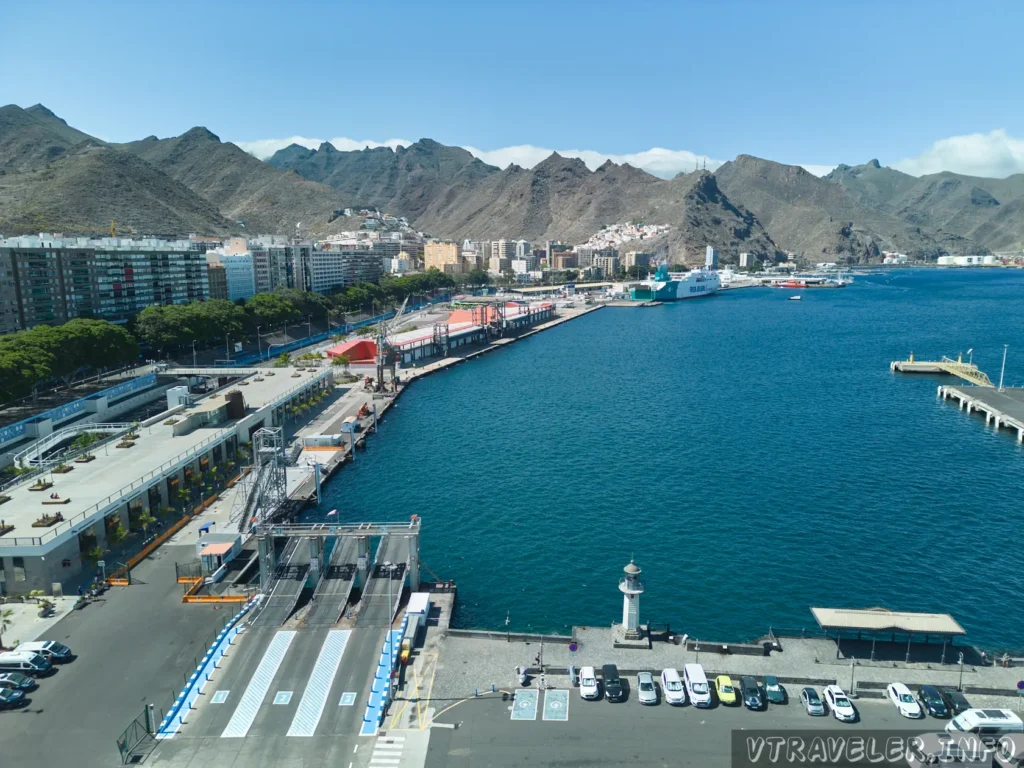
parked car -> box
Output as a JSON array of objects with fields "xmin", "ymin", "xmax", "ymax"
[
  {"xmin": 660, "ymin": 668, "xmax": 686, "ymax": 706},
  {"xmin": 602, "ymin": 664, "xmax": 624, "ymax": 702},
  {"xmin": 740, "ymin": 675, "xmax": 764, "ymax": 711},
  {"xmin": 0, "ymin": 651, "xmax": 52, "ymax": 677},
  {"xmin": 15, "ymin": 641, "xmax": 72, "ymax": 663},
  {"xmin": 683, "ymin": 664, "xmax": 712, "ymax": 708},
  {"xmin": 763, "ymin": 675, "xmax": 786, "ymax": 704},
  {"xmin": 887, "ymin": 682, "xmax": 924, "ymax": 718},
  {"xmin": 0, "ymin": 672, "xmax": 36, "ymax": 691},
  {"xmin": 0, "ymin": 687, "xmax": 25, "ymax": 709},
  {"xmin": 579, "ymin": 666, "xmax": 599, "ymax": 700},
  {"xmin": 940, "ymin": 689, "xmax": 971, "ymax": 716},
  {"xmin": 637, "ymin": 672, "xmax": 657, "ymax": 705},
  {"xmin": 918, "ymin": 685, "xmax": 949, "ymax": 718},
  {"xmin": 800, "ymin": 687, "xmax": 825, "ymax": 716},
  {"xmin": 715, "ymin": 675, "xmax": 738, "ymax": 706},
  {"xmin": 823, "ymin": 684, "xmax": 857, "ymax": 722}
]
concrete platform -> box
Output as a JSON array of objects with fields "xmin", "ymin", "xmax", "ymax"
[{"xmin": 940, "ymin": 385, "xmax": 1024, "ymax": 442}]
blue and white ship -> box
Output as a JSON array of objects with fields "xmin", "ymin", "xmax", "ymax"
[{"xmin": 630, "ymin": 262, "xmax": 720, "ymax": 301}]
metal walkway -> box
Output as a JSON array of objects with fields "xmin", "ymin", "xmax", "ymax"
[
  {"xmin": 305, "ymin": 538, "xmax": 358, "ymax": 627},
  {"xmin": 355, "ymin": 536, "xmax": 408, "ymax": 629},
  {"xmin": 253, "ymin": 540, "xmax": 311, "ymax": 627}
]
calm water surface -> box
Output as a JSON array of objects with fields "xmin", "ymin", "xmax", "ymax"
[{"xmin": 315, "ymin": 269, "xmax": 1024, "ymax": 649}]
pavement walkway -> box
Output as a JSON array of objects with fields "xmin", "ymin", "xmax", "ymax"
[{"xmin": 0, "ymin": 595, "xmax": 78, "ymax": 648}]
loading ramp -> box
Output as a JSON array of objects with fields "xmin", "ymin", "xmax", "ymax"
[{"xmin": 305, "ymin": 537, "xmax": 359, "ymax": 627}]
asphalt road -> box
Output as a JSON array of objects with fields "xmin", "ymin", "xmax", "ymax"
[
  {"xmin": 0, "ymin": 544, "xmax": 232, "ymax": 768},
  {"xmin": 425, "ymin": 687, "xmax": 953, "ymax": 768}
]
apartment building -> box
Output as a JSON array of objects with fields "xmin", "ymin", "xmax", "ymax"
[
  {"xmin": 425, "ymin": 241, "xmax": 461, "ymax": 273},
  {"xmin": 0, "ymin": 235, "xmax": 210, "ymax": 330},
  {"xmin": 207, "ymin": 263, "xmax": 228, "ymax": 300},
  {"xmin": 305, "ymin": 248, "xmax": 383, "ymax": 294},
  {"xmin": 251, "ymin": 245, "xmax": 288, "ymax": 293}
]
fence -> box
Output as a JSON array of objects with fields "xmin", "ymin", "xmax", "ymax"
[{"xmin": 115, "ymin": 705, "xmax": 155, "ymax": 764}]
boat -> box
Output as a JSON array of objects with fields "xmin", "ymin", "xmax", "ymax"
[
  {"xmin": 788, "ymin": 295, "xmax": 802, "ymax": 301},
  {"xmin": 629, "ymin": 262, "xmax": 720, "ymax": 301}
]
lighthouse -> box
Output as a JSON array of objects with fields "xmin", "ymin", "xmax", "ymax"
[{"xmin": 618, "ymin": 558, "xmax": 644, "ymax": 640}]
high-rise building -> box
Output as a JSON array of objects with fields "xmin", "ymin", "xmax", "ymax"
[
  {"xmin": 251, "ymin": 246, "xmax": 288, "ymax": 294},
  {"xmin": 705, "ymin": 245, "xmax": 719, "ymax": 270},
  {"xmin": 623, "ymin": 251, "xmax": 652, "ymax": 269},
  {"xmin": 306, "ymin": 248, "xmax": 383, "ymax": 294},
  {"xmin": 424, "ymin": 241, "xmax": 461, "ymax": 273},
  {"xmin": 514, "ymin": 240, "xmax": 531, "ymax": 259},
  {"xmin": 207, "ymin": 263, "xmax": 228, "ymax": 300},
  {"xmin": 592, "ymin": 253, "xmax": 621, "ymax": 277},
  {"xmin": 0, "ymin": 234, "xmax": 210, "ymax": 331},
  {"xmin": 206, "ymin": 251, "xmax": 255, "ymax": 302},
  {"xmin": 739, "ymin": 252, "xmax": 753, "ymax": 269},
  {"xmin": 286, "ymin": 243, "xmax": 313, "ymax": 291},
  {"xmin": 491, "ymin": 239, "xmax": 518, "ymax": 263},
  {"xmin": 553, "ymin": 253, "xmax": 578, "ymax": 270}
]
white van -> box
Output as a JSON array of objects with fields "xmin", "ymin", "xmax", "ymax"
[
  {"xmin": 0, "ymin": 651, "xmax": 53, "ymax": 677},
  {"xmin": 683, "ymin": 663, "xmax": 711, "ymax": 708},
  {"xmin": 947, "ymin": 709, "xmax": 1024, "ymax": 743},
  {"xmin": 16, "ymin": 640, "xmax": 72, "ymax": 663}
]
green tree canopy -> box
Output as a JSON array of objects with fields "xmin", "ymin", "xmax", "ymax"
[{"xmin": 246, "ymin": 293, "xmax": 301, "ymax": 329}]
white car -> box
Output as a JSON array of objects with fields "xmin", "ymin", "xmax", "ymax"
[
  {"xmin": 823, "ymin": 684, "xmax": 857, "ymax": 722},
  {"xmin": 579, "ymin": 666, "xmax": 599, "ymax": 700},
  {"xmin": 886, "ymin": 682, "xmax": 923, "ymax": 719},
  {"xmin": 660, "ymin": 668, "xmax": 686, "ymax": 705}
]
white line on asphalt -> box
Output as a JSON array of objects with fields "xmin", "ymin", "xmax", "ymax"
[
  {"xmin": 221, "ymin": 631, "xmax": 296, "ymax": 738},
  {"xmin": 287, "ymin": 630, "xmax": 352, "ymax": 737}
]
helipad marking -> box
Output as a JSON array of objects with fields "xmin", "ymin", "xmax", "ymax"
[
  {"xmin": 543, "ymin": 689, "xmax": 568, "ymax": 721},
  {"xmin": 511, "ymin": 689, "xmax": 538, "ymax": 721}
]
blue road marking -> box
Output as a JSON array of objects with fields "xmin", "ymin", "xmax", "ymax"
[
  {"xmin": 211, "ymin": 691, "xmax": 229, "ymax": 704},
  {"xmin": 511, "ymin": 689, "xmax": 539, "ymax": 721},
  {"xmin": 274, "ymin": 691, "xmax": 293, "ymax": 705},
  {"xmin": 543, "ymin": 690, "xmax": 569, "ymax": 721},
  {"xmin": 339, "ymin": 692, "xmax": 357, "ymax": 706}
]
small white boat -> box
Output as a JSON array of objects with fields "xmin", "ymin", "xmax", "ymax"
[{"xmin": 788, "ymin": 295, "xmax": 802, "ymax": 301}]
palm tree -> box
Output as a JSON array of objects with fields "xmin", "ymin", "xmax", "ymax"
[
  {"xmin": 0, "ymin": 608, "xmax": 13, "ymax": 649},
  {"xmin": 137, "ymin": 511, "xmax": 156, "ymax": 536}
]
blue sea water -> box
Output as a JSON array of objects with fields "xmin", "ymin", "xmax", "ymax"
[{"xmin": 315, "ymin": 269, "xmax": 1024, "ymax": 649}]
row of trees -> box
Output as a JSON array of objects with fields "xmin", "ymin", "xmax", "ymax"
[{"xmin": 0, "ymin": 319, "xmax": 138, "ymax": 401}]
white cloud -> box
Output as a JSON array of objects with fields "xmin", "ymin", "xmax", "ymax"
[
  {"xmin": 234, "ymin": 134, "xmax": 839, "ymax": 179},
  {"xmin": 234, "ymin": 135, "xmax": 411, "ymax": 159},
  {"xmin": 894, "ymin": 129, "xmax": 1024, "ymax": 178}
]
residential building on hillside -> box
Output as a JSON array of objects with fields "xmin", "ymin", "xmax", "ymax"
[
  {"xmin": 515, "ymin": 240, "xmax": 531, "ymax": 259},
  {"xmin": 705, "ymin": 245, "xmax": 719, "ymax": 270},
  {"xmin": 488, "ymin": 256, "xmax": 511, "ymax": 276},
  {"xmin": 491, "ymin": 239, "xmax": 518, "ymax": 263},
  {"xmin": 739, "ymin": 252, "xmax": 753, "ymax": 268},
  {"xmin": 189, "ymin": 236, "xmax": 222, "ymax": 254},
  {"xmin": 592, "ymin": 253, "xmax": 621, "ymax": 277},
  {"xmin": 553, "ymin": 252, "xmax": 578, "ymax": 270},
  {"xmin": 389, "ymin": 253, "xmax": 411, "ymax": 274},
  {"xmin": 0, "ymin": 234, "xmax": 210, "ymax": 331},
  {"xmin": 305, "ymin": 248, "xmax": 383, "ymax": 294},
  {"xmin": 577, "ymin": 246, "xmax": 617, "ymax": 269},
  {"xmin": 207, "ymin": 263, "xmax": 228, "ymax": 300}
]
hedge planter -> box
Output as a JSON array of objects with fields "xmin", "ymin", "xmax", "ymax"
[
  {"xmin": 74, "ymin": 455, "xmax": 96, "ymax": 464},
  {"xmin": 52, "ymin": 465, "xmax": 74, "ymax": 474},
  {"xmin": 29, "ymin": 481, "xmax": 54, "ymax": 492},
  {"xmin": 116, "ymin": 441, "xmax": 136, "ymax": 449}
]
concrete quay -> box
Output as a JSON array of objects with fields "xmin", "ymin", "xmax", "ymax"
[{"xmin": 939, "ymin": 384, "xmax": 1024, "ymax": 443}]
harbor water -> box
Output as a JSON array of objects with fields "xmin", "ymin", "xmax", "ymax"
[{"xmin": 315, "ymin": 269, "xmax": 1024, "ymax": 650}]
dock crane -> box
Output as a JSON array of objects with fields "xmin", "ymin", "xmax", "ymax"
[{"xmin": 375, "ymin": 296, "xmax": 408, "ymax": 392}]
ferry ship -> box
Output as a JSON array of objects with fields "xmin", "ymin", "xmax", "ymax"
[{"xmin": 629, "ymin": 262, "xmax": 720, "ymax": 301}]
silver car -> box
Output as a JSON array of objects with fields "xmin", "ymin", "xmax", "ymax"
[
  {"xmin": 637, "ymin": 672, "xmax": 657, "ymax": 705},
  {"xmin": 800, "ymin": 686, "xmax": 825, "ymax": 716}
]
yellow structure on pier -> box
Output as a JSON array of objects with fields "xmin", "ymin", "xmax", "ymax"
[{"xmin": 890, "ymin": 353, "xmax": 993, "ymax": 387}]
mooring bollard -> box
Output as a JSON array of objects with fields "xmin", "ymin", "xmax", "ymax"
[
  {"xmin": 491, "ymin": 684, "xmax": 496, "ymax": 693},
  {"xmin": 474, "ymin": 688, "xmax": 478, "ymax": 697}
]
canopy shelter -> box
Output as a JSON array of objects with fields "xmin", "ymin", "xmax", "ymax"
[{"xmin": 810, "ymin": 607, "xmax": 966, "ymax": 664}]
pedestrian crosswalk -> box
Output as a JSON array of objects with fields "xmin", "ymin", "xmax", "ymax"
[
  {"xmin": 369, "ymin": 734, "xmax": 405, "ymax": 767},
  {"xmin": 287, "ymin": 630, "xmax": 351, "ymax": 737},
  {"xmin": 221, "ymin": 631, "xmax": 296, "ymax": 738}
]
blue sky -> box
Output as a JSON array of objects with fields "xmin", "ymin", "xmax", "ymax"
[{"xmin": 4, "ymin": 0, "xmax": 1024, "ymax": 177}]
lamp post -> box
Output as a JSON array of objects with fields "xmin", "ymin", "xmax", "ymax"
[
  {"xmin": 191, "ymin": 340, "xmax": 197, "ymax": 368},
  {"xmin": 256, "ymin": 326, "xmax": 263, "ymax": 360},
  {"xmin": 225, "ymin": 333, "xmax": 231, "ymax": 360},
  {"xmin": 958, "ymin": 652, "xmax": 965, "ymax": 691},
  {"xmin": 306, "ymin": 315, "xmax": 312, "ymax": 339},
  {"xmin": 999, "ymin": 345, "xmax": 1009, "ymax": 391}
]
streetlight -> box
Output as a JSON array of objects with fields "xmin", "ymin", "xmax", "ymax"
[
  {"xmin": 191, "ymin": 340, "xmax": 198, "ymax": 368},
  {"xmin": 256, "ymin": 326, "xmax": 263, "ymax": 360},
  {"xmin": 999, "ymin": 345, "xmax": 1009, "ymax": 391},
  {"xmin": 306, "ymin": 315, "xmax": 312, "ymax": 339},
  {"xmin": 225, "ymin": 333, "xmax": 231, "ymax": 360},
  {"xmin": 958, "ymin": 651, "xmax": 965, "ymax": 691}
]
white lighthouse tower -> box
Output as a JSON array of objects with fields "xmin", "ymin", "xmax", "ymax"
[{"xmin": 618, "ymin": 558, "xmax": 645, "ymax": 640}]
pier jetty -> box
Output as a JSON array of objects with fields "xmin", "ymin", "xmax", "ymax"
[
  {"xmin": 890, "ymin": 353, "xmax": 993, "ymax": 387},
  {"xmin": 939, "ymin": 385, "xmax": 1024, "ymax": 443}
]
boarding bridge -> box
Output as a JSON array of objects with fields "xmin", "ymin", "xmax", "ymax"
[
  {"xmin": 304, "ymin": 537, "xmax": 359, "ymax": 627},
  {"xmin": 253, "ymin": 519, "xmax": 419, "ymax": 629},
  {"xmin": 253, "ymin": 538, "xmax": 312, "ymax": 627}
]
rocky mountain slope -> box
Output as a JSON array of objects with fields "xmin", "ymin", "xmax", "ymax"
[
  {"xmin": 0, "ymin": 143, "xmax": 233, "ymax": 236},
  {"xmin": 827, "ymin": 160, "xmax": 1024, "ymax": 252},
  {"xmin": 715, "ymin": 155, "xmax": 982, "ymax": 261},
  {"xmin": 268, "ymin": 139, "xmax": 497, "ymax": 221},
  {"xmin": 0, "ymin": 104, "xmax": 101, "ymax": 172},
  {"xmin": 117, "ymin": 128, "xmax": 352, "ymax": 235}
]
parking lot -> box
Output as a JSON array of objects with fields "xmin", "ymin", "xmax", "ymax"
[{"xmin": 424, "ymin": 683, "xmax": 967, "ymax": 768}]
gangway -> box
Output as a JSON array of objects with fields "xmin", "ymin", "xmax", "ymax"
[
  {"xmin": 891, "ymin": 354, "xmax": 993, "ymax": 387},
  {"xmin": 355, "ymin": 535, "xmax": 408, "ymax": 629},
  {"xmin": 253, "ymin": 539, "xmax": 311, "ymax": 627},
  {"xmin": 305, "ymin": 537, "xmax": 358, "ymax": 627}
]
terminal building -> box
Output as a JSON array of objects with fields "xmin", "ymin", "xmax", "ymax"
[{"xmin": 0, "ymin": 366, "xmax": 334, "ymax": 595}]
